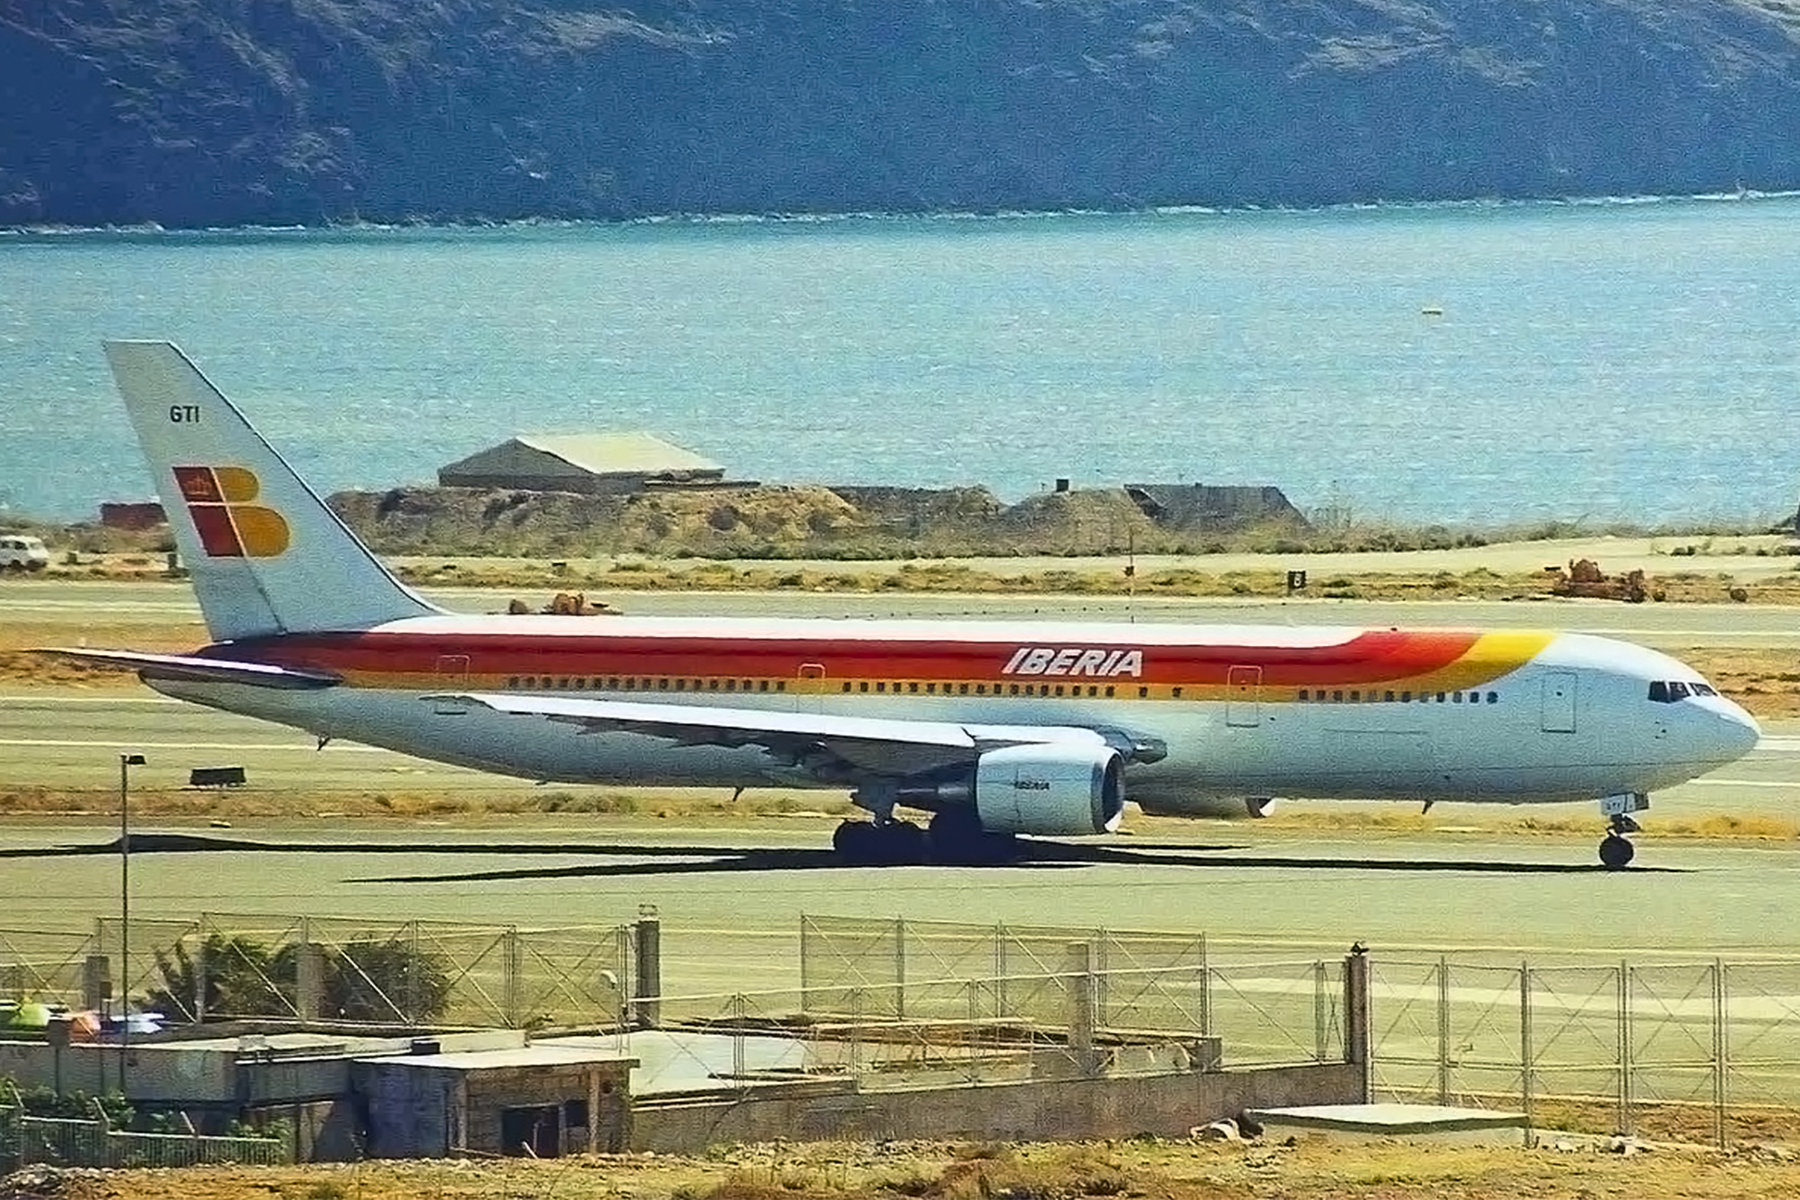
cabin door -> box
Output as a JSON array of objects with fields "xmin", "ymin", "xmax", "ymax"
[
  {"xmin": 1541, "ymin": 671, "xmax": 1577, "ymax": 733},
  {"xmin": 433, "ymin": 654, "xmax": 471, "ymax": 716},
  {"xmin": 1226, "ymin": 665, "xmax": 1262, "ymax": 728},
  {"xmin": 797, "ymin": 662, "xmax": 827, "ymax": 713}
]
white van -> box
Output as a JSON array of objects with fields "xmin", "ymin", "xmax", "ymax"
[{"xmin": 0, "ymin": 535, "xmax": 50, "ymax": 571}]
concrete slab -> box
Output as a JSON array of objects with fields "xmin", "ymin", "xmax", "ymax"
[{"xmin": 1247, "ymin": 1102, "xmax": 1526, "ymax": 1146}]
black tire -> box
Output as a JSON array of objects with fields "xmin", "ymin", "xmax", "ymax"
[
  {"xmin": 927, "ymin": 808, "xmax": 1017, "ymax": 866},
  {"xmin": 878, "ymin": 820, "xmax": 927, "ymax": 866},
  {"xmin": 832, "ymin": 820, "xmax": 882, "ymax": 865},
  {"xmin": 1598, "ymin": 834, "xmax": 1636, "ymax": 870}
]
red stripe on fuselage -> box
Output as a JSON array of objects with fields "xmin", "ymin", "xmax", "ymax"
[{"xmin": 211, "ymin": 628, "xmax": 1487, "ymax": 687}]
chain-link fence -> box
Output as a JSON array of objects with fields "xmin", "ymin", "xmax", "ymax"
[
  {"xmin": 4, "ymin": 913, "xmax": 634, "ymax": 1031},
  {"xmin": 1370, "ymin": 954, "xmax": 1800, "ymax": 1145},
  {"xmin": 798, "ymin": 915, "xmax": 1800, "ymax": 1145}
]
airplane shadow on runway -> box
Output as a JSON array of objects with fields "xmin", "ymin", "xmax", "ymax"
[{"xmin": 0, "ymin": 832, "xmax": 1684, "ymax": 881}]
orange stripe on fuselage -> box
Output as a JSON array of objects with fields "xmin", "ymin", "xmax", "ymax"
[{"xmin": 209, "ymin": 628, "xmax": 1553, "ymax": 695}]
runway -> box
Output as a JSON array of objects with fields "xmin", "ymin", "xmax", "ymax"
[
  {"xmin": 9, "ymin": 579, "xmax": 1800, "ymax": 646},
  {"xmin": 4, "ymin": 586, "xmax": 1800, "ymax": 993}
]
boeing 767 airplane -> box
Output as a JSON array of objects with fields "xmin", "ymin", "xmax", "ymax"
[{"xmin": 43, "ymin": 342, "xmax": 1761, "ymax": 869}]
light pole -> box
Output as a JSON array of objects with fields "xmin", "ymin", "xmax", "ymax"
[{"xmin": 118, "ymin": 752, "xmax": 145, "ymax": 1095}]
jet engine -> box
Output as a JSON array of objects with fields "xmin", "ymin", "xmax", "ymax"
[
  {"xmin": 854, "ymin": 744, "xmax": 1127, "ymax": 836},
  {"xmin": 970, "ymin": 744, "xmax": 1126, "ymax": 835}
]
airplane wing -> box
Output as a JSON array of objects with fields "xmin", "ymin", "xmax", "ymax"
[
  {"xmin": 35, "ymin": 648, "xmax": 341, "ymax": 690},
  {"xmin": 434, "ymin": 692, "xmax": 1166, "ymax": 778}
]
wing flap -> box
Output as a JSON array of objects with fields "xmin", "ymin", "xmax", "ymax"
[{"xmin": 36, "ymin": 648, "xmax": 341, "ymax": 690}]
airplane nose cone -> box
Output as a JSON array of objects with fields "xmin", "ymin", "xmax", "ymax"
[{"xmin": 1717, "ymin": 702, "xmax": 1761, "ymax": 762}]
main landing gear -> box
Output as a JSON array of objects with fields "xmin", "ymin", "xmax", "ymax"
[
  {"xmin": 1597, "ymin": 792, "xmax": 1649, "ymax": 870},
  {"xmin": 831, "ymin": 810, "xmax": 1018, "ymax": 867}
]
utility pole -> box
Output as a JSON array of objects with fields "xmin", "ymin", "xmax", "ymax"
[{"xmin": 118, "ymin": 752, "xmax": 145, "ymax": 1095}]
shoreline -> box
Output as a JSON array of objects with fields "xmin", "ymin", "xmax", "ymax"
[{"xmin": 6, "ymin": 187, "xmax": 1800, "ymax": 239}]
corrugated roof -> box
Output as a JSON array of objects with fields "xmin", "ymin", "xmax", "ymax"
[{"xmin": 516, "ymin": 433, "xmax": 721, "ymax": 476}]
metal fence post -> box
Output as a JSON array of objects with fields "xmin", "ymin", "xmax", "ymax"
[
  {"xmin": 1520, "ymin": 961, "xmax": 1534, "ymax": 1148},
  {"xmin": 1712, "ymin": 957, "xmax": 1727, "ymax": 1149},
  {"xmin": 633, "ymin": 906, "xmax": 661, "ymax": 1029},
  {"xmin": 1199, "ymin": 934, "xmax": 1211, "ymax": 1037},
  {"xmin": 1313, "ymin": 959, "xmax": 1329, "ymax": 1063},
  {"xmin": 893, "ymin": 916, "xmax": 906, "ymax": 1021},
  {"xmin": 1618, "ymin": 960, "xmax": 1634, "ymax": 1137},
  {"xmin": 500, "ymin": 927, "xmax": 520, "ymax": 1028},
  {"xmin": 1437, "ymin": 955, "xmax": 1452, "ymax": 1105},
  {"xmin": 1343, "ymin": 946, "xmax": 1371, "ymax": 1100}
]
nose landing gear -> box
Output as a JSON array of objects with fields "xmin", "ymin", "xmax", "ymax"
[{"xmin": 1598, "ymin": 812, "xmax": 1643, "ymax": 870}]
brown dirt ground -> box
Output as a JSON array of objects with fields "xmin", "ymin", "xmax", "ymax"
[{"xmin": 31, "ymin": 1135, "xmax": 1800, "ymax": 1200}]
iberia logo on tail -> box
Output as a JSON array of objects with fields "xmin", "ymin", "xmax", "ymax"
[{"xmin": 172, "ymin": 466, "xmax": 291, "ymax": 557}]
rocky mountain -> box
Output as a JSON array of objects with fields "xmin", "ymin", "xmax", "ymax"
[{"xmin": 6, "ymin": 0, "xmax": 1800, "ymax": 227}]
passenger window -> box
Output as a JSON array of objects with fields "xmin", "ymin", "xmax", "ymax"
[
  {"xmin": 707, "ymin": 679, "xmax": 719, "ymax": 690},
  {"xmin": 976, "ymin": 684, "xmax": 987, "ymax": 695},
  {"xmin": 1104, "ymin": 686, "xmax": 1114, "ymax": 698},
  {"xmin": 1383, "ymin": 690, "xmax": 1395, "ymax": 703},
  {"xmin": 1054, "ymin": 685, "xmax": 1065, "ymax": 697},
  {"xmin": 1171, "ymin": 686, "xmax": 1182, "ymax": 699},
  {"xmin": 1349, "ymin": 690, "xmax": 1360, "ymax": 702},
  {"xmin": 841, "ymin": 682, "xmax": 852, "ymax": 693},
  {"xmin": 959, "ymin": 684, "xmax": 970, "ymax": 695},
  {"xmin": 674, "ymin": 679, "xmax": 686, "ymax": 691},
  {"xmin": 1298, "ymin": 689, "xmax": 1310, "ymax": 702},
  {"xmin": 1332, "ymin": 690, "xmax": 1343, "ymax": 703},
  {"xmin": 1137, "ymin": 686, "xmax": 1147, "ymax": 698},
  {"xmin": 759, "ymin": 680, "xmax": 770, "ymax": 692},
  {"xmin": 1435, "ymin": 692, "xmax": 1446, "ymax": 703},
  {"xmin": 724, "ymin": 679, "xmax": 736, "ymax": 691},
  {"xmin": 775, "ymin": 681, "xmax": 786, "ymax": 692},
  {"xmin": 1012, "ymin": 684, "xmax": 1023, "ymax": 696},
  {"xmin": 859, "ymin": 681, "xmax": 869, "ymax": 692},
  {"xmin": 909, "ymin": 682, "xmax": 919, "ymax": 693},
  {"xmin": 1648, "ymin": 681, "xmax": 1670, "ymax": 703},
  {"xmin": 925, "ymin": 683, "xmax": 936, "ymax": 694},
  {"xmin": 1401, "ymin": 691, "xmax": 1412, "ymax": 702},
  {"xmin": 1452, "ymin": 692, "xmax": 1462, "ymax": 704},
  {"xmin": 876, "ymin": 682, "xmax": 886, "ymax": 693},
  {"xmin": 507, "ymin": 676, "xmax": 520, "ymax": 688},
  {"xmin": 1486, "ymin": 692, "xmax": 1497, "ymax": 704}
]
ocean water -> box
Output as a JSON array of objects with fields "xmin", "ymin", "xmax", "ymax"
[{"xmin": 2, "ymin": 198, "xmax": 1798, "ymax": 528}]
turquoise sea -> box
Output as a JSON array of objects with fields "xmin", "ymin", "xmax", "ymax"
[{"xmin": 2, "ymin": 198, "xmax": 1798, "ymax": 528}]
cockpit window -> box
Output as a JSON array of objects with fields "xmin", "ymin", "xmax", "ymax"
[{"xmin": 1648, "ymin": 680, "xmax": 1716, "ymax": 703}]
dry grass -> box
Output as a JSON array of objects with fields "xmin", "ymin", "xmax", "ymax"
[{"xmin": 66, "ymin": 1135, "xmax": 1800, "ymax": 1200}]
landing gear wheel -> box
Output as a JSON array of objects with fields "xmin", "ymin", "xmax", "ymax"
[
  {"xmin": 832, "ymin": 819, "xmax": 927, "ymax": 866},
  {"xmin": 926, "ymin": 808, "xmax": 1017, "ymax": 866},
  {"xmin": 833, "ymin": 820, "xmax": 881, "ymax": 864},
  {"xmin": 1598, "ymin": 832, "xmax": 1636, "ymax": 870},
  {"xmin": 880, "ymin": 820, "xmax": 926, "ymax": 866}
]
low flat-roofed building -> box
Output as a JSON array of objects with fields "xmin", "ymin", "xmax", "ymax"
[
  {"xmin": 439, "ymin": 434, "xmax": 725, "ymax": 494},
  {"xmin": 354, "ymin": 1043, "xmax": 634, "ymax": 1158}
]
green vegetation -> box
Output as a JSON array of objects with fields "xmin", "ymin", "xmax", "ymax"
[{"xmin": 146, "ymin": 931, "xmax": 453, "ymax": 1024}]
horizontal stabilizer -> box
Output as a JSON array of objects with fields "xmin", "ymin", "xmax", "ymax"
[{"xmin": 37, "ymin": 648, "xmax": 340, "ymax": 690}]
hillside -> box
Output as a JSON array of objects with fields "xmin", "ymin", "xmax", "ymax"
[
  {"xmin": 7, "ymin": 0, "xmax": 1800, "ymax": 227},
  {"xmin": 325, "ymin": 483, "xmax": 1303, "ymax": 558}
]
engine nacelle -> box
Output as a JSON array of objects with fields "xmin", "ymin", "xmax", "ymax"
[{"xmin": 972, "ymin": 744, "xmax": 1125, "ymax": 835}]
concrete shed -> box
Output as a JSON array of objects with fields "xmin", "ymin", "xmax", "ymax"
[
  {"xmin": 438, "ymin": 434, "xmax": 723, "ymax": 494},
  {"xmin": 353, "ymin": 1044, "xmax": 634, "ymax": 1158}
]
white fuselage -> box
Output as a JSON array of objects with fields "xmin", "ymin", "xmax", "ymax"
[{"xmin": 149, "ymin": 618, "xmax": 1760, "ymax": 815}]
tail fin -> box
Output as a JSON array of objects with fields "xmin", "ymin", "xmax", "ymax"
[{"xmin": 104, "ymin": 340, "xmax": 441, "ymax": 640}]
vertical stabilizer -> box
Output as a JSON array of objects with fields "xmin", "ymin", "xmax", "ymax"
[{"xmin": 104, "ymin": 341, "xmax": 441, "ymax": 640}]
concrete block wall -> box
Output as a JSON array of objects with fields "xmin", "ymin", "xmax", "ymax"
[{"xmin": 632, "ymin": 1062, "xmax": 1365, "ymax": 1152}]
